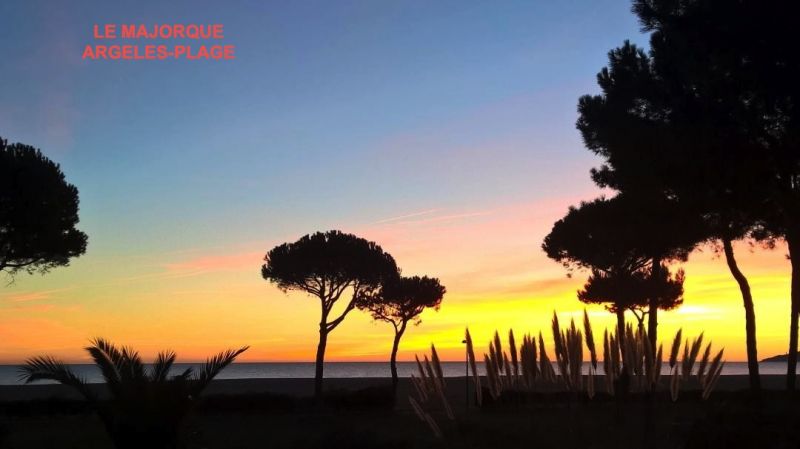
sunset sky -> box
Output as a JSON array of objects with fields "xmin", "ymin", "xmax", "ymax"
[{"xmin": 0, "ymin": 0, "xmax": 794, "ymax": 364}]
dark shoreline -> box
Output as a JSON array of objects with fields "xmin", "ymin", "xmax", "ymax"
[
  {"xmin": 4, "ymin": 376, "xmax": 800, "ymax": 449},
  {"xmin": 2, "ymin": 374, "xmax": 796, "ymax": 403}
]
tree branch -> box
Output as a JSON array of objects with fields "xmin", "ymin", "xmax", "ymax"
[
  {"xmin": 3, "ymin": 258, "xmax": 42, "ymax": 269},
  {"xmin": 325, "ymin": 281, "xmax": 364, "ymax": 331},
  {"xmin": 398, "ymin": 319, "xmax": 408, "ymax": 336},
  {"xmin": 326, "ymin": 300, "xmax": 355, "ymax": 331},
  {"xmin": 329, "ymin": 280, "xmax": 349, "ymax": 304}
]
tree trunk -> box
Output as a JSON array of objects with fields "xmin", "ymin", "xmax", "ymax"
[
  {"xmin": 315, "ymin": 327, "xmax": 328, "ymax": 401},
  {"xmin": 636, "ymin": 315, "xmax": 645, "ymax": 331},
  {"xmin": 616, "ymin": 308, "xmax": 626, "ymax": 353},
  {"xmin": 722, "ymin": 237, "xmax": 761, "ymax": 392},
  {"xmin": 648, "ymin": 258, "xmax": 661, "ymax": 352},
  {"xmin": 615, "ymin": 307, "xmax": 630, "ymax": 395},
  {"xmin": 390, "ymin": 322, "xmax": 407, "ymax": 393},
  {"xmin": 787, "ymin": 233, "xmax": 800, "ymax": 391}
]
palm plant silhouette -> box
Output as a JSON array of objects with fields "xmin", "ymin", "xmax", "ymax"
[{"xmin": 19, "ymin": 338, "xmax": 248, "ymax": 449}]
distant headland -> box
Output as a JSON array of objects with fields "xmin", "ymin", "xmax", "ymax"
[{"xmin": 761, "ymin": 354, "xmax": 798, "ymax": 363}]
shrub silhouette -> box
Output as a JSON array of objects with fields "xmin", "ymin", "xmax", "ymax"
[{"xmin": 19, "ymin": 338, "xmax": 248, "ymax": 449}]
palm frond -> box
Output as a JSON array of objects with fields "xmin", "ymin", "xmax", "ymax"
[
  {"xmin": 85, "ymin": 344, "xmax": 122, "ymax": 390},
  {"xmin": 173, "ymin": 367, "xmax": 194, "ymax": 381},
  {"xmin": 118, "ymin": 345, "xmax": 145, "ymax": 382},
  {"xmin": 151, "ymin": 350, "xmax": 177, "ymax": 382},
  {"xmin": 192, "ymin": 346, "xmax": 249, "ymax": 394},
  {"xmin": 89, "ymin": 338, "xmax": 125, "ymax": 370},
  {"xmin": 18, "ymin": 356, "xmax": 95, "ymax": 401},
  {"xmin": 88, "ymin": 337, "xmax": 146, "ymax": 385}
]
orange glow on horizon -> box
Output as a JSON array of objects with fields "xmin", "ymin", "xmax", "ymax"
[{"xmin": 0, "ymin": 198, "xmax": 795, "ymax": 365}]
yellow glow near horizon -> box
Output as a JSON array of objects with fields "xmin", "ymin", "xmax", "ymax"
[{"xmin": 0, "ymin": 198, "xmax": 795, "ymax": 365}]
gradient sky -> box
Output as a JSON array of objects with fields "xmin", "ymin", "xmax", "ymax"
[{"xmin": 0, "ymin": 0, "xmax": 794, "ymax": 364}]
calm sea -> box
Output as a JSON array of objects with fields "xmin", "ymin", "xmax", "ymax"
[{"xmin": 0, "ymin": 361, "xmax": 791, "ymax": 385}]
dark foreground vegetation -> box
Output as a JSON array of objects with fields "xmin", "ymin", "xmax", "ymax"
[{"xmin": 2, "ymin": 385, "xmax": 800, "ymax": 449}]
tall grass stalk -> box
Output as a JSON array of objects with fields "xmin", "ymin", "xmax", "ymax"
[
  {"xmin": 408, "ymin": 344, "xmax": 455, "ymax": 439},
  {"xmin": 584, "ymin": 309, "xmax": 598, "ymax": 370},
  {"xmin": 417, "ymin": 313, "xmax": 725, "ymax": 414},
  {"xmin": 465, "ymin": 328, "xmax": 482, "ymax": 406}
]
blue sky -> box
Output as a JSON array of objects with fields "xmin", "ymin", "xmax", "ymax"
[{"xmin": 1, "ymin": 0, "xmax": 644, "ymax": 256}]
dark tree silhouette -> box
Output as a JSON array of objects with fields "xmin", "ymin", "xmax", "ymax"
[
  {"xmin": 0, "ymin": 138, "xmax": 88, "ymax": 280},
  {"xmin": 577, "ymin": 0, "xmax": 800, "ymax": 390},
  {"xmin": 575, "ymin": 40, "xmax": 771, "ymax": 380},
  {"xmin": 630, "ymin": 0, "xmax": 800, "ymax": 393},
  {"xmin": 261, "ymin": 230, "xmax": 398, "ymax": 399},
  {"xmin": 579, "ymin": 38, "xmax": 769, "ymax": 392},
  {"xmin": 19, "ymin": 338, "xmax": 248, "ymax": 449},
  {"xmin": 356, "ymin": 275, "xmax": 445, "ymax": 392},
  {"xmin": 579, "ymin": 265, "xmax": 684, "ymax": 331},
  {"xmin": 543, "ymin": 194, "xmax": 696, "ymax": 345}
]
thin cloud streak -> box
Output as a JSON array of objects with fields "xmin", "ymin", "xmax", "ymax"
[
  {"xmin": 386, "ymin": 210, "xmax": 494, "ymax": 226},
  {"xmin": 372, "ymin": 209, "xmax": 440, "ymax": 225},
  {"xmin": 2, "ymin": 287, "xmax": 73, "ymax": 303}
]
